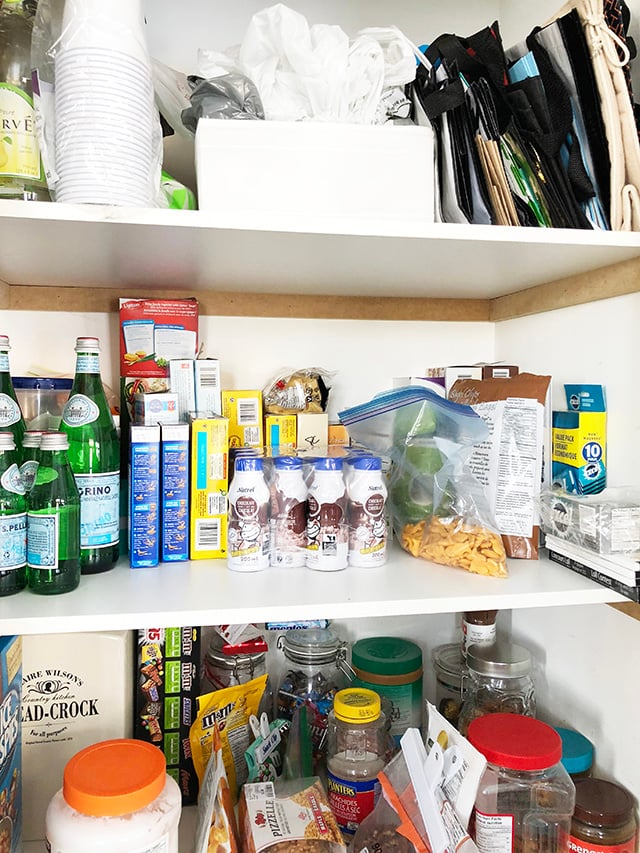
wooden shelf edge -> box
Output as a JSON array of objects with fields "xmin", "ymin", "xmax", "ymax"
[
  {"xmin": 608, "ymin": 601, "xmax": 640, "ymax": 622},
  {"xmin": 490, "ymin": 255, "xmax": 640, "ymax": 321},
  {"xmin": 7, "ymin": 283, "xmax": 490, "ymax": 322}
]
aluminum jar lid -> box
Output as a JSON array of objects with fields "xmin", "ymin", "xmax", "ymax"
[
  {"xmin": 468, "ymin": 714, "xmax": 561, "ymax": 771},
  {"xmin": 573, "ymin": 778, "xmax": 636, "ymax": 826},
  {"xmin": 63, "ymin": 739, "xmax": 166, "ymax": 816},
  {"xmin": 432, "ymin": 643, "xmax": 464, "ymax": 689},
  {"xmin": 466, "ymin": 639, "xmax": 532, "ymax": 677},
  {"xmin": 352, "ymin": 637, "xmax": 423, "ymax": 677},
  {"xmin": 280, "ymin": 627, "xmax": 344, "ymax": 665}
]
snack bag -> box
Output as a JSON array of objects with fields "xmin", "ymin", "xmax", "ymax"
[
  {"xmin": 339, "ymin": 387, "xmax": 507, "ymax": 577},
  {"xmin": 263, "ymin": 368, "xmax": 333, "ymax": 414},
  {"xmin": 193, "ymin": 724, "xmax": 240, "ymax": 853},
  {"xmin": 190, "ymin": 675, "xmax": 268, "ymax": 803},
  {"xmin": 245, "ymin": 714, "xmax": 291, "ymax": 783}
]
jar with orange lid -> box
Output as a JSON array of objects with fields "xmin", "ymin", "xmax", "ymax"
[{"xmin": 45, "ymin": 738, "xmax": 181, "ymax": 852}]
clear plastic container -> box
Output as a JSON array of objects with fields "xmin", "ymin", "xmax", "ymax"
[
  {"xmin": 468, "ymin": 714, "xmax": 575, "ymax": 853},
  {"xmin": 326, "ymin": 687, "xmax": 387, "ymax": 839},
  {"xmin": 276, "ymin": 627, "xmax": 351, "ymax": 769},
  {"xmin": 45, "ymin": 739, "xmax": 181, "ymax": 852},
  {"xmin": 202, "ymin": 633, "xmax": 273, "ymax": 717},
  {"xmin": 458, "ymin": 639, "xmax": 535, "ymax": 736}
]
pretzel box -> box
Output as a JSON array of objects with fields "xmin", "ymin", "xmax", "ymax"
[{"xmin": 134, "ymin": 627, "xmax": 201, "ymax": 805}]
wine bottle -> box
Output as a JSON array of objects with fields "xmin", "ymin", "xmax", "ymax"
[{"xmin": 61, "ymin": 336, "xmax": 120, "ymax": 573}]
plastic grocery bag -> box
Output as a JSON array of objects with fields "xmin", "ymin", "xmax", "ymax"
[{"xmin": 339, "ymin": 387, "xmax": 508, "ymax": 576}]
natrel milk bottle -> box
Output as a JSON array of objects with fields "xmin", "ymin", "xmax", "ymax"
[
  {"xmin": 271, "ymin": 456, "xmax": 308, "ymax": 567},
  {"xmin": 347, "ymin": 455, "xmax": 388, "ymax": 567},
  {"xmin": 227, "ymin": 456, "xmax": 270, "ymax": 571},
  {"xmin": 306, "ymin": 457, "xmax": 348, "ymax": 571}
]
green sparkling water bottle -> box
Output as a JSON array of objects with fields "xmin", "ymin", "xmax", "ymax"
[
  {"xmin": 0, "ymin": 431, "xmax": 27, "ymax": 596},
  {"xmin": 0, "ymin": 335, "xmax": 26, "ymax": 457},
  {"xmin": 20, "ymin": 429, "xmax": 43, "ymax": 493},
  {"xmin": 27, "ymin": 431, "xmax": 80, "ymax": 595},
  {"xmin": 60, "ymin": 337, "xmax": 120, "ymax": 574}
]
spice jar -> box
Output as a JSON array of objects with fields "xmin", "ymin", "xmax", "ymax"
[
  {"xmin": 45, "ymin": 739, "xmax": 181, "ymax": 852},
  {"xmin": 461, "ymin": 610, "xmax": 497, "ymax": 660},
  {"xmin": 571, "ymin": 778, "xmax": 638, "ymax": 853},
  {"xmin": 458, "ymin": 639, "xmax": 535, "ymax": 736},
  {"xmin": 351, "ymin": 636, "xmax": 423, "ymax": 744},
  {"xmin": 326, "ymin": 687, "xmax": 387, "ymax": 840},
  {"xmin": 276, "ymin": 627, "xmax": 351, "ymax": 769},
  {"xmin": 554, "ymin": 726, "xmax": 594, "ymax": 781},
  {"xmin": 432, "ymin": 642, "xmax": 464, "ymax": 729},
  {"xmin": 468, "ymin": 714, "xmax": 575, "ymax": 853}
]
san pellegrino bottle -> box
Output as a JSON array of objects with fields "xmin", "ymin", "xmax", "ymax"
[
  {"xmin": 20, "ymin": 428, "xmax": 42, "ymax": 492},
  {"xmin": 27, "ymin": 431, "xmax": 80, "ymax": 595},
  {"xmin": 0, "ymin": 431, "xmax": 27, "ymax": 595},
  {"xmin": 0, "ymin": 334, "xmax": 26, "ymax": 456},
  {"xmin": 0, "ymin": 0, "xmax": 49, "ymax": 200},
  {"xmin": 61, "ymin": 337, "xmax": 119, "ymax": 574}
]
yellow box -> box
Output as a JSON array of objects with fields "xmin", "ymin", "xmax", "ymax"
[
  {"xmin": 328, "ymin": 423, "xmax": 349, "ymax": 446},
  {"xmin": 189, "ymin": 415, "xmax": 228, "ymax": 559},
  {"xmin": 264, "ymin": 414, "xmax": 297, "ymax": 449},
  {"xmin": 222, "ymin": 390, "xmax": 264, "ymax": 449},
  {"xmin": 552, "ymin": 411, "xmax": 607, "ymax": 494}
]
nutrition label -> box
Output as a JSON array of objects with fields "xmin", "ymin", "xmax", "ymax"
[{"xmin": 474, "ymin": 811, "xmax": 515, "ymax": 853}]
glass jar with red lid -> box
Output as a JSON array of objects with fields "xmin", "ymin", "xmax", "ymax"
[
  {"xmin": 570, "ymin": 778, "xmax": 638, "ymax": 853},
  {"xmin": 468, "ymin": 713, "xmax": 575, "ymax": 853}
]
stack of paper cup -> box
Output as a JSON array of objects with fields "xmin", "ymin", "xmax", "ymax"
[{"xmin": 54, "ymin": 0, "xmax": 158, "ymax": 206}]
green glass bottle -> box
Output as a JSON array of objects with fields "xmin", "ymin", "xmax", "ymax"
[
  {"xmin": 27, "ymin": 431, "xmax": 80, "ymax": 595},
  {"xmin": 60, "ymin": 336, "xmax": 120, "ymax": 574},
  {"xmin": 20, "ymin": 429, "xmax": 43, "ymax": 492},
  {"xmin": 0, "ymin": 335, "xmax": 26, "ymax": 457},
  {"xmin": 0, "ymin": 430, "xmax": 27, "ymax": 595}
]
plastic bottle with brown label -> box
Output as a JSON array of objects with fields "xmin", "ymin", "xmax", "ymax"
[
  {"xmin": 227, "ymin": 456, "xmax": 270, "ymax": 572},
  {"xmin": 271, "ymin": 455, "xmax": 307, "ymax": 567},
  {"xmin": 306, "ymin": 457, "xmax": 348, "ymax": 571},
  {"xmin": 347, "ymin": 455, "xmax": 388, "ymax": 567}
]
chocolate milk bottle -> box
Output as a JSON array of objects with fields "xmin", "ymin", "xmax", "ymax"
[
  {"xmin": 306, "ymin": 457, "xmax": 348, "ymax": 571},
  {"xmin": 347, "ymin": 455, "xmax": 388, "ymax": 567},
  {"xmin": 271, "ymin": 455, "xmax": 308, "ymax": 567},
  {"xmin": 227, "ymin": 456, "xmax": 270, "ymax": 571}
]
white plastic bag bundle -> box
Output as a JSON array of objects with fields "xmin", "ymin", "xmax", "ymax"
[{"xmin": 199, "ymin": 4, "xmax": 417, "ymax": 124}]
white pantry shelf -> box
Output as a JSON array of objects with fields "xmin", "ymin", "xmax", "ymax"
[
  {"xmin": 0, "ymin": 546, "xmax": 623, "ymax": 637},
  {"xmin": 1, "ymin": 199, "xmax": 640, "ymax": 298}
]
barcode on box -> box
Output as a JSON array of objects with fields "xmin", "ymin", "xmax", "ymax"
[
  {"xmin": 198, "ymin": 366, "xmax": 218, "ymax": 387},
  {"xmin": 207, "ymin": 493, "xmax": 227, "ymax": 516},
  {"xmin": 238, "ymin": 399, "xmax": 259, "ymax": 424},
  {"xmin": 196, "ymin": 518, "xmax": 220, "ymax": 549}
]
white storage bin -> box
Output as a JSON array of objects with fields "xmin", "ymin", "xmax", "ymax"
[{"xmin": 195, "ymin": 119, "xmax": 434, "ymax": 225}]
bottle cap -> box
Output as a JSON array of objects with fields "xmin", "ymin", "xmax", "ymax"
[
  {"xmin": 22, "ymin": 431, "xmax": 43, "ymax": 449},
  {"xmin": 0, "ymin": 335, "xmax": 9, "ymax": 350},
  {"xmin": 75, "ymin": 337, "xmax": 101, "ymax": 353},
  {"xmin": 573, "ymin": 778, "xmax": 636, "ymax": 826},
  {"xmin": 467, "ymin": 714, "xmax": 561, "ymax": 771},
  {"xmin": 352, "ymin": 636, "xmax": 423, "ymax": 676},
  {"xmin": 40, "ymin": 432, "xmax": 70, "ymax": 451},
  {"xmin": 333, "ymin": 688, "xmax": 381, "ymax": 724},
  {"xmin": 554, "ymin": 727, "xmax": 594, "ymax": 776},
  {"xmin": 314, "ymin": 457, "xmax": 343, "ymax": 471},
  {"xmin": 351, "ymin": 455, "xmax": 382, "ymax": 471},
  {"xmin": 274, "ymin": 456, "xmax": 303, "ymax": 470},
  {"xmin": 235, "ymin": 456, "xmax": 264, "ymax": 473},
  {"xmin": 63, "ymin": 739, "xmax": 166, "ymax": 816},
  {"xmin": 0, "ymin": 432, "xmax": 16, "ymax": 450}
]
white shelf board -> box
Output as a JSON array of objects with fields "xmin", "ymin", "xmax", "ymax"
[
  {"xmin": 2, "ymin": 200, "xmax": 640, "ymax": 298},
  {"xmin": 0, "ymin": 546, "xmax": 624, "ymax": 636}
]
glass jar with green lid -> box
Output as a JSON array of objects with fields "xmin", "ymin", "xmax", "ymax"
[
  {"xmin": 570, "ymin": 778, "xmax": 638, "ymax": 853},
  {"xmin": 351, "ymin": 636, "xmax": 423, "ymax": 744}
]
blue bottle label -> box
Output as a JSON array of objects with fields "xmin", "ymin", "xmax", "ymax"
[
  {"xmin": 0, "ymin": 512, "xmax": 27, "ymax": 570},
  {"xmin": 75, "ymin": 354, "xmax": 100, "ymax": 373},
  {"xmin": 0, "ymin": 354, "xmax": 9, "ymax": 371},
  {"xmin": 0, "ymin": 393, "xmax": 20, "ymax": 427},
  {"xmin": 19, "ymin": 459, "xmax": 38, "ymax": 491},
  {"xmin": 62, "ymin": 393, "xmax": 99, "ymax": 426},
  {"xmin": 1, "ymin": 463, "xmax": 25, "ymax": 495},
  {"xmin": 27, "ymin": 513, "xmax": 59, "ymax": 568},
  {"xmin": 76, "ymin": 471, "xmax": 119, "ymax": 548}
]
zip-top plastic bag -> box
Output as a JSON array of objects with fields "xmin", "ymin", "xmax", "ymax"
[{"xmin": 339, "ymin": 387, "xmax": 507, "ymax": 577}]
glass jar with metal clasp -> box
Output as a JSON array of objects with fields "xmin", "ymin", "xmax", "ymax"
[
  {"xmin": 202, "ymin": 633, "xmax": 273, "ymax": 716},
  {"xmin": 276, "ymin": 627, "xmax": 354, "ymax": 772}
]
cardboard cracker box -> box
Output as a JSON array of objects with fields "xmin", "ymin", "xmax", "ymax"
[
  {"xmin": 222, "ymin": 390, "xmax": 263, "ymax": 448},
  {"xmin": 189, "ymin": 415, "xmax": 228, "ymax": 559},
  {"xmin": 129, "ymin": 425, "xmax": 161, "ymax": 567},
  {"xmin": 161, "ymin": 423, "xmax": 190, "ymax": 562}
]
